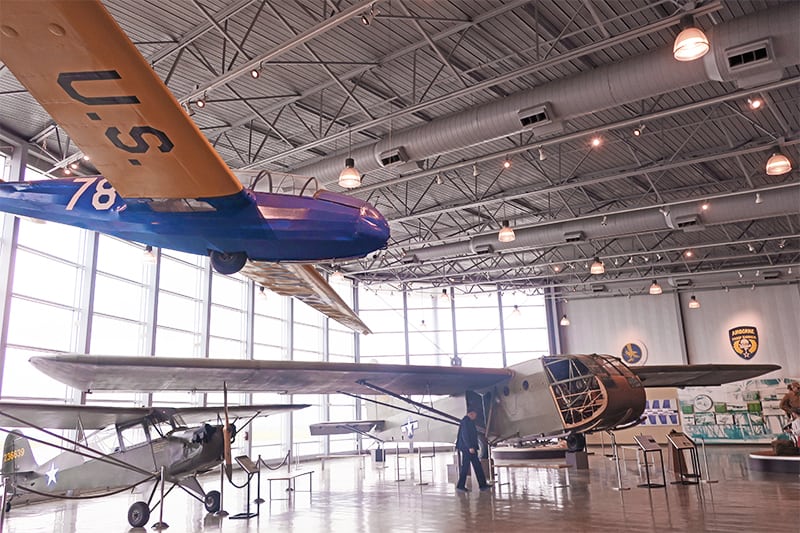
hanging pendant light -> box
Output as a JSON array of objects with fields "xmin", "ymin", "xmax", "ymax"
[
  {"xmin": 649, "ymin": 280, "xmax": 663, "ymax": 295},
  {"xmin": 559, "ymin": 315, "xmax": 570, "ymax": 326},
  {"xmin": 590, "ymin": 257, "xmax": 605, "ymax": 275},
  {"xmin": 338, "ymin": 157, "xmax": 361, "ymax": 188},
  {"xmin": 766, "ymin": 151, "xmax": 792, "ymax": 176},
  {"xmin": 688, "ymin": 295, "xmax": 701, "ymax": 309},
  {"xmin": 498, "ymin": 220, "xmax": 516, "ymax": 243},
  {"xmin": 673, "ymin": 17, "xmax": 709, "ymax": 62}
]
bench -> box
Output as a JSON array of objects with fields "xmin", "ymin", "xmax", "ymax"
[
  {"xmin": 493, "ymin": 462, "xmax": 570, "ymax": 489},
  {"xmin": 265, "ymin": 470, "xmax": 314, "ymax": 501}
]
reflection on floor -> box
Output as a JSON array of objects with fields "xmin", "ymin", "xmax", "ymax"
[{"xmin": 5, "ymin": 445, "xmax": 798, "ymax": 532}]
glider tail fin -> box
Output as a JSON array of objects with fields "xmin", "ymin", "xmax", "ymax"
[{"xmin": 2, "ymin": 430, "xmax": 38, "ymax": 475}]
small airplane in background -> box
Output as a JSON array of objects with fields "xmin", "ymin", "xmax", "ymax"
[
  {"xmin": 30, "ymin": 353, "xmax": 780, "ymax": 453},
  {"xmin": 0, "ymin": 398, "xmax": 306, "ymax": 527},
  {"xmin": 0, "ymin": 1, "xmax": 389, "ymax": 335}
]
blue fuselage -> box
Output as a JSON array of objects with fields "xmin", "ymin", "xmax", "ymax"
[{"xmin": 0, "ymin": 177, "xmax": 389, "ymax": 262}]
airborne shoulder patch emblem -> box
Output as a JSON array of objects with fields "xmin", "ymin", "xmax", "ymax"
[{"xmin": 729, "ymin": 326, "xmax": 759, "ymax": 360}]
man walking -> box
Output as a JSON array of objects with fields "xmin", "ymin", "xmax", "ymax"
[{"xmin": 455, "ymin": 408, "xmax": 491, "ymax": 492}]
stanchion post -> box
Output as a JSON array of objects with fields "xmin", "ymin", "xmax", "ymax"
[
  {"xmin": 609, "ymin": 431, "xmax": 630, "ymax": 491},
  {"xmin": 699, "ymin": 438, "xmax": 718, "ymax": 484},
  {"xmin": 255, "ymin": 454, "xmax": 265, "ymax": 504},
  {"xmin": 215, "ymin": 463, "xmax": 228, "ymax": 517}
]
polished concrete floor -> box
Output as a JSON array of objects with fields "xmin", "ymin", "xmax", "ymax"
[{"xmin": 4, "ymin": 445, "xmax": 798, "ymax": 533}]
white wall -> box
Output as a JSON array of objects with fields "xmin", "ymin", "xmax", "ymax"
[
  {"xmin": 559, "ymin": 292, "xmax": 686, "ymax": 365},
  {"xmin": 680, "ymin": 284, "xmax": 800, "ymax": 375},
  {"xmin": 558, "ymin": 283, "xmax": 800, "ymax": 375}
]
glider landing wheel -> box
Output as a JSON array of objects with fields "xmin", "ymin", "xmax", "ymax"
[
  {"xmin": 204, "ymin": 490, "xmax": 221, "ymax": 513},
  {"xmin": 127, "ymin": 501, "xmax": 150, "ymax": 528},
  {"xmin": 210, "ymin": 251, "xmax": 247, "ymax": 275},
  {"xmin": 565, "ymin": 433, "xmax": 586, "ymax": 453}
]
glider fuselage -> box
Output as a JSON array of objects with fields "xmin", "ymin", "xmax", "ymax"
[{"xmin": 0, "ymin": 177, "xmax": 389, "ymax": 262}]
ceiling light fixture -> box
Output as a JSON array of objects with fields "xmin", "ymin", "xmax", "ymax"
[
  {"xmin": 633, "ymin": 124, "xmax": 645, "ymax": 137},
  {"xmin": 747, "ymin": 243, "xmax": 756, "ymax": 253},
  {"xmin": 755, "ymin": 192, "xmax": 762, "ymax": 204},
  {"xmin": 673, "ymin": 16, "xmax": 710, "ymax": 62},
  {"xmin": 435, "ymin": 174, "xmax": 442, "ymax": 185},
  {"xmin": 538, "ymin": 147, "xmax": 547, "ymax": 161},
  {"xmin": 591, "ymin": 137, "xmax": 602, "ymax": 147},
  {"xmin": 766, "ymin": 151, "xmax": 792, "ymax": 175},
  {"xmin": 747, "ymin": 97, "xmax": 763, "ymax": 110},
  {"xmin": 259, "ymin": 286, "xmax": 267, "ymax": 299},
  {"xmin": 701, "ymin": 202, "xmax": 709, "ymax": 210},
  {"xmin": 590, "ymin": 257, "xmax": 605, "ymax": 275},
  {"xmin": 688, "ymin": 295, "xmax": 700, "ymax": 309},
  {"xmin": 498, "ymin": 220, "xmax": 516, "ymax": 243},
  {"xmin": 503, "ymin": 158, "xmax": 511, "ymax": 169},
  {"xmin": 339, "ymin": 128, "xmax": 361, "ymax": 188},
  {"xmin": 472, "ymin": 163, "xmax": 479, "ymax": 177},
  {"xmin": 250, "ymin": 68, "xmax": 260, "ymax": 79},
  {"xmin": 553, "ymin": 265, "xmax": 561, "ymax": 273},
  {"xmin": 70, "ymin": 162, "xmax": 78, "ymax": 170},
  {"xmin": 559, "ymin": 314, "xmax": 570, "ymax": 326},
  {"xmin": 684, "ymin": 250, "xmax": 694, "ymax": 258},
  {"xmin": 338, "ymin": 158, "xmax": 361, "ymax": 188},
  {"xmin": 511, "ymin": 304, "xmax": 521, "ymax": 317},
  {"xmin": 649, "ymin": 280, "xmax": 663, "ymax": 295},
  {"xmin": 63, "ymin": 168, "xmax": 71, "ymax": 175},
  {"xmin": 195, "ymin": 96, "xmax": 206, "ymax": 109},
  {"xmin": 440, "ymin": 288, "xmax": 450, "ymax": 301},
  {"xmin": 82, "ymin": 155, "xmax": 90, "ymax": 161}
]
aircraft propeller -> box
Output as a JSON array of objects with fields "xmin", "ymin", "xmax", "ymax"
[{"xmin": 222, "ymin": 382, "xmax": 233, "ymax": 482}]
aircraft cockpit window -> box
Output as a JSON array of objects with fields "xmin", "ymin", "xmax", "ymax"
[
  {"xmin": 238, "ymin": 170, "xmax": 320, "ymax": 197},
  {"xmin": 150, "ymin": 419, "xmax": 174, "ymax": 439},
  {"xmin": 118, "ymin": 423, "xmax": 148, "ymax": 451},
  {"xmin": 171, "ymin": 414, "xmax": 187, "ymax": 429}
]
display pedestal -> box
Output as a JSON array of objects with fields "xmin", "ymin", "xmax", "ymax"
[
  {"xmin": 633, "ymin": 435, "xmax": 666, "ymax": 489},
  {"xmin": 667, "ymin": 433, "xmax": 700, "ymax": 485}
]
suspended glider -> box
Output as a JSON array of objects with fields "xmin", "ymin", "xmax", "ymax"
[{"xmin": 0, "ymin": 0, "xmax": 389, "ymax": 334}]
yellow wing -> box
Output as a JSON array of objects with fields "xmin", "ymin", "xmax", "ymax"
[
  {"xmin": 0, "ymin": 0, "xmax": 241, "ymax": 200},
  {"xmin": 241, "ymin": 262, "xmax": 372, "ymax": 335}
]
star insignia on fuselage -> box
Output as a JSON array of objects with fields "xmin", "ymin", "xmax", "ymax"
[{"xmin": 45, "ymin": 463, "xmax": 59, "ymax": 486}]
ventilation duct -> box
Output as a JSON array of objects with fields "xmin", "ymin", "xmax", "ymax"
[
  {"xmin": 564, "ymin": 231, "xmax": 585, "ymax": 243},
  {"xmin": 410, "ymin": 187, "xmax": 800, "ymax": 262},
  {"xmin": 292, "ymin": 6, "xmax": 800, "ymax": 183},
  {"xmin": 674, "ymin": 215, "xmax": 705, "ymax": 232},
  {"xmin": 378, "ymin": 147, "xmax": 409, "ymax": 168}
]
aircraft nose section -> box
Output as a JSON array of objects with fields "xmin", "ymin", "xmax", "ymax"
[{"xmin": 357, "ymin": 202, "xmax": 390, "ymax": 251}]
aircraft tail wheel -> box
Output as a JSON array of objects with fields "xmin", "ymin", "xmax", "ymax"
[
  {"xmin": 566, "ymin": 433, "xmax": 586, "ymax": 452},
  {"xmin": 127, "ymin": 501, "xmax": 150, "ymax": 528},
  {"xmin": 209, "ymin": 251, "xmax": 247, "ymax": 275},
  {"xmin": 204, "ymin": 490, "xmax": 221, "ymax": 513}
]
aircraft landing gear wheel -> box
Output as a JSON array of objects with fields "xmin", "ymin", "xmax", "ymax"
[
  {"xmin": 204, "ymin": 490, "xmax": 221, "ymax": 513},
  {"xmin": 209, "ymin": 251, "xmax": 247, "ymax": 275},
  {"xmin": 566, "ymin": 433, "xmax": 586, "ymax": 453},
  {"xmin": 127, "ymin": 501, "xmax": 150, "ymax": 528}
]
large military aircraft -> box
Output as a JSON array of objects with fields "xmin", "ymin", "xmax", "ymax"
[
  {"xmin": 0, "ymin": 0, "xmax": 388, "ymax": 335},
  {"xmin": 0, "ymin": 398, "xmax": 306, "ymax": 527},
  {"xmin": 30, "ymin": 354, "xmax": 779, "ymax": 452}
]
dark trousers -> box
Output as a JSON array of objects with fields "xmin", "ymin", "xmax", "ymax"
[{"xmin": 456, "ymin": 449, "xmax": 488, "ymax": 489}]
